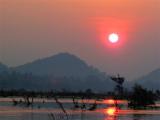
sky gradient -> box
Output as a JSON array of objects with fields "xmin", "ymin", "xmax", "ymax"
[{"xmin": 0, "ymin": 0, "xmax": 160, "ymax": 80}]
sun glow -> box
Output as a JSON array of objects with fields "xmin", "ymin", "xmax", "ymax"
[
  {"xmin": 108, "ymin": 33, "xmax": 119, "ymax": 43},
  {"xmin": 91, "ymin": 17, "xmax": 131, "ymax": 48}
]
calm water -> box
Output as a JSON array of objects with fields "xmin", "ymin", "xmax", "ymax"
[{"xmin": 0, "ymin": 98, "xmax": 160, "ymax": 120}]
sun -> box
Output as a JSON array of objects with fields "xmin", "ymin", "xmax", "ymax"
[{"xmin": 108, "ymin": 33, "xmax": 119, "ymax": 43}]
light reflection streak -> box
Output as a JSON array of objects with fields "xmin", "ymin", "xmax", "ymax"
[{"xmin": 104, "ymin": 107, "xmax": 118, "ymax": 120}]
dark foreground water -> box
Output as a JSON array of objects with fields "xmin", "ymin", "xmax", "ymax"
[{"xmin": 0, "ymin": 98, "xmax": 160, "ymax": 120}]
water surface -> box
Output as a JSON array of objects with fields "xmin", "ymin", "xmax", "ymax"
[{"xmin": 0, "ymin": 98, "xmax": 159, "ymax": 120}]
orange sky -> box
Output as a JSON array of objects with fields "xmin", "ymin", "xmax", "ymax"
[{"xmin": 0, "ymin": 0, "xmax": 160, "ymax": 80}]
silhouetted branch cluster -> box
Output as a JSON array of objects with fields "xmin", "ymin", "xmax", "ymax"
[{"xmin": 128, "ymin": 84, "xmax": 156, "ymax": 108}]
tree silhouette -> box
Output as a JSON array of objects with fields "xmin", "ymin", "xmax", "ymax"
[
  {"xmin": 128, "ymin": 84, "xmax": 155, "ymax": 108},
  {"xmin": 110, "ymin": 74, "xmax": 125, "ymax": 99}
]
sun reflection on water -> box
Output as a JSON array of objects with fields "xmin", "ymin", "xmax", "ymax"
[
  {"xmin": 104, "ymin": 107, "xmax": 119, "ymax": 120},
  {"xmin": 105, "ymin": 116, "xmax": 117, "ymax": 120},
  {"xmin": 106, "ymin": 107, "xmax": 118, "ymax": 116}
]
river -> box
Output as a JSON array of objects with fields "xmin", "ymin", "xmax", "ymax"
[{"xmin": 0, "ymin": 98, "xmax": 159, "ymax": 120}]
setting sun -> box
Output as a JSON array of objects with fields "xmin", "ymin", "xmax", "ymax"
[{"xmin": 108, "ymin": 33, "xmax": 119, "ymax": 43}]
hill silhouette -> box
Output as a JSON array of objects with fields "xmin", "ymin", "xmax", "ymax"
[
  {"xmin": 7, "ymin": 53, "xmax": 116, "ymax": 91},
  {"xmin": 132, "ymin": 69, "xmax": 160, "ymax": 90},
  {"xmin": 13, "ymin": 53, "xmax": 102, "ymax": 78},
  {"xmin": 1, "ymin": 53, "xmax": 159, "ymax": 91},
  {"xmin": 0, "ymin": 63, "xmax": 9, "ymax": 72}
]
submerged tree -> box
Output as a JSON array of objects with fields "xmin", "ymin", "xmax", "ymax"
[
  {"xmin": 110, "ymin": 74, "xmax": 125, "ymax": 99},
  {"xmin": 128, "ymin": 84, "xmax": 156, "ymax": 108}
]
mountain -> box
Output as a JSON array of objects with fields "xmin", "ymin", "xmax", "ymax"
[
  {"xmin": 0, "ymin": 62, "xmax": 8, "ymax": 73},
  {"xmin": 1, "ymin": 53, "xmax": 159, "ymax": 91},
  {"xmin": 131, "ymin": 69, "xmax": 160, "ymax": 90},
  {"xmin": 11, "ymin": 53, "xmax": 116, "ymax": 91},
  {"xmin": 13, "ymin": 53, "xmax": 98, "ymax": 77}
]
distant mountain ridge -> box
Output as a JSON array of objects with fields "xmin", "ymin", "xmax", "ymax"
[
  {"xmin": 2, "ymin": 53, "xmax": 116, "ymax": 91},
  {"xmin": 13, "ymin": 53, "xmax": 105, "ymax": 78},
  {"xmin": 0, "ymin": 53, "xmax": 159, "ymax": 91},
  {"xmin": 0, "ymin": 63, "xmax": 9, "ymax": 72},
  {"xmin": 132, "ymin": 69, "xmax": 160, "ymax": 90}
]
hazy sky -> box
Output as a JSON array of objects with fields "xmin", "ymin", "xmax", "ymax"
[{"xmin": 0, "ymin": 0, "xmax": 160, "ymax": 80}]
